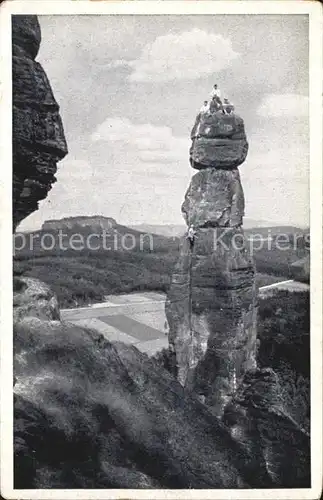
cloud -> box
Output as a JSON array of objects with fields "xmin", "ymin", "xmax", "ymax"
[
  {"xmin": 257, "ymin": 94, "xmax": 308, "ymax": 118},
  {"xmin": 91, "ymin": 117, "xmax": 189, "ymax": 165},
  {"xmin": 104, "ymin": 60, "xmax": 130, "ymax": 70},
  {"xmin": 113, "ymin": 29, "xmax": 238, "ymax": 82},
  {"xmin": 56, "ymin": 158, "xmax": 95, "ymax": 182}
]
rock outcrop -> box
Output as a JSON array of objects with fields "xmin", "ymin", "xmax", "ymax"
[
  {"xmin": 12, "ymin": 15, "xmax": 68, "ymax": 231},
  {"xmin": 166, "ymin": 108, "xmax": 257, "ymax": 416},
  {"xmin": 13, "ymin": 276, "xmax": 60, "ymax": 323},
  {"xmin": 14, "ymin": 320, "xmax": 272, "ymax": 488}
]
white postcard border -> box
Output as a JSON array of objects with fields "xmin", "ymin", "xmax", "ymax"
[{"xmin": 0, "ymin": 1, "xmax": 322, "ymax": 499}]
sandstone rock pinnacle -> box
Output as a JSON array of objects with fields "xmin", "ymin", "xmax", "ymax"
[{"xmin": 166, "ymin": 106, "xmax": 258, "ymax": 416}]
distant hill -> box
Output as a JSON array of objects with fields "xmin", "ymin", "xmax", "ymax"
[
  {"xmin": 42, "ymin": 215, "xmax": 118, "ymax": 231},
  {"xmin": 18, "ymin": 216, "xmax": 309, "ymax": 253},
  {"xmin": 241, "ymin": 218, "xmax": 282, "ymax": 229},
  {"xmin": 130, "ymin": 220, "xmax": 308, "ymax": 238},
  {"xmin": 130, "ymin": 219, "xmax": 273, "ymax": 237},
  {"xmin": 14, "ymin": 216, "xmax": 309, "ymax": 309},
  {"xmin": 244, "ymin": 226, "xmax": 309, "ymax": 241},
  {"xmin": 129, "ymin": 224, "xmax": 186, "ymax": 238},
  {"xmin": 19, "ymin": 215, "xmax": 308, "ymax": 240},
  {"xmin": 15, "ymin": 215, "xmax": 178, "ymax": 257},
  {"xmin": 16, "ymin": 216, "xmax": 308, "ymax": 256},
  {"xmin": 245, "ymin": 225, "xmax": 308, "ymax": 235}
]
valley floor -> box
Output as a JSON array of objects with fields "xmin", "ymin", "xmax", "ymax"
[
  {"xmin": 61, "ymin": 292, "xmax": 168, "ymax": 355},
  {"xmin": 61, "ymin": 279, "xmax": 310, "ymax": 355}
]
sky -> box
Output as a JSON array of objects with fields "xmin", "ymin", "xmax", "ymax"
[{"xmin": 19, "ymin": 14, "xmax": 309, "ymax": 230}]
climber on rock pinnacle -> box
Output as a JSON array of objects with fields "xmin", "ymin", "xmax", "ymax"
[{"xmin": 186, "ymin": 225, "xmax": 197, "ymax": 248}]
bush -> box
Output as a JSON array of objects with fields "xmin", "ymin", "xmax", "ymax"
[
  {"xmin": 150, "ymin": 347, "xmax": 177, "ymax": 377},
  {"xmin": 257, "ymin": 290, "xmax": 310, "ymax": 432},
  {"xmin": 13, "ymin": 248, "xmax": 177, "ymax": 308}
]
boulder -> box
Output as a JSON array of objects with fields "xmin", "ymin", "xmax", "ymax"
[
  {"xmin": 190, "ymin": 111, "xmax": 248, "ymax": 170},
  {"xmin": 182, "ymin": 168, "xmax": 245, "ymax": 228},
  {"xmin": 13, "ymin": 276, "xmax": 60, "ymax": 322}
]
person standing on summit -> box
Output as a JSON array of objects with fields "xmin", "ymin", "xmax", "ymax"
[
  {"xmin": 199, "ymin": 100, "xmax": 210, "ymax": 114},
  {"xmin": 210, "ymin": 83, "xmax": 221, "ymax": 101},
  {"xmin": 223, "ymin": 98, "xmax": 235, "ymax": 114},
  {"xmin": 209, "ymin": 84, "xmax": 223, "ymax": 112}
]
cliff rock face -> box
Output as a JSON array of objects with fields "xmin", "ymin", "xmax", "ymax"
[
  {"xmin": 12, "ymin": 15, "xmax": 68, "ymax": 230},
  {"xmin": 190, "ymin": 110, "xmax": 248, "ymax": 170},
  {"xmin": 166, "ymin": 110, "xmax": 257, "ymax": 416}
]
